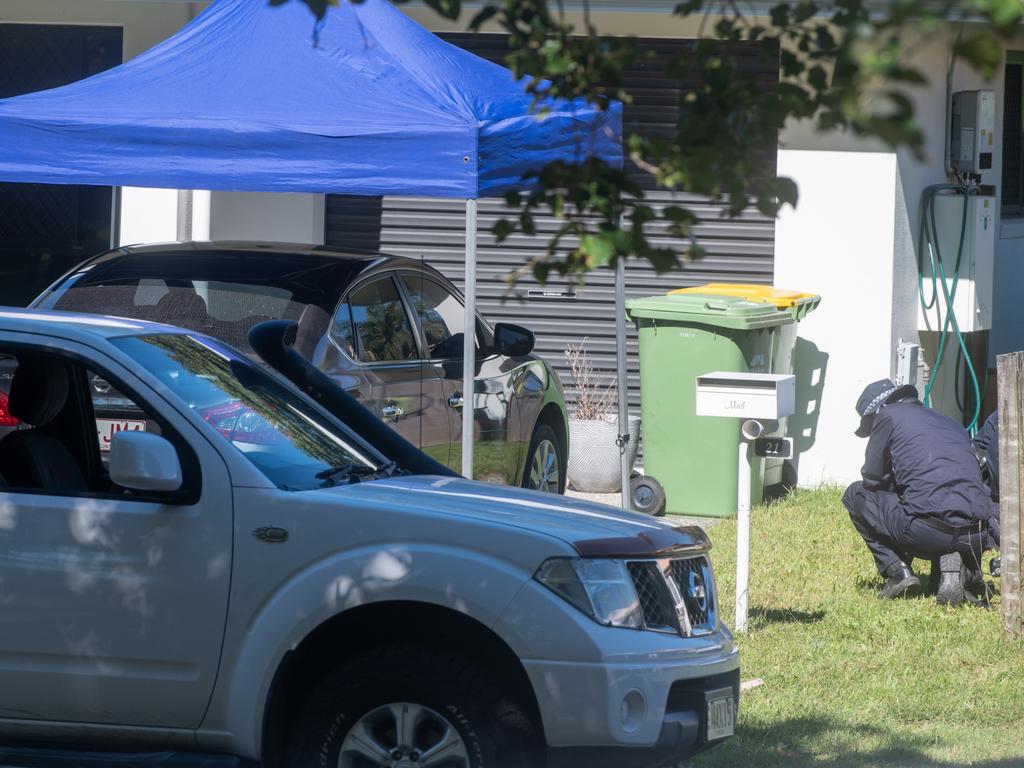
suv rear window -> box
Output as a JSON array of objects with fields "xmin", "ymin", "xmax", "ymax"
[{"xmin": 37, "ymin": 250, "xmax": 366, "ymax": 356}]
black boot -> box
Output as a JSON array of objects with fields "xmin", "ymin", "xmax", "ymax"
[
  {"xmin": 879, "ymin": 562, "xmax": 921, "ymax": 599},
  {"xmin": 935, "ymin": 552, "xmax": 967, "ymax": 606}
]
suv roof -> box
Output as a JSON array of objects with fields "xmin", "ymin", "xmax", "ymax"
[{"xmin": 117, "ymin": 240, "xmax": 386, "ymax": 262}]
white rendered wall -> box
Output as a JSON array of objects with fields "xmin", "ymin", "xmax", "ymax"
[
  {"xmin": 119, "ymin": 187, "xmax": 179, "ymax": 246},
  {"xmin": 774, "ymin": 150, "xmax": 900, "ymax": 487},
  {"xmin": 209, "ymin": 192, "xmax": 325, "ymax": 245}
]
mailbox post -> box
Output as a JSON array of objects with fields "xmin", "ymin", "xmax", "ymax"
[{"xmin": 696, "ymin": 372, "xmax": 796, "ymax": 632}]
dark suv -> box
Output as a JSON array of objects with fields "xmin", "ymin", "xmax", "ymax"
[{"xmin": 29, "ymin": 242, "xmax": 568, "ymax": 492}]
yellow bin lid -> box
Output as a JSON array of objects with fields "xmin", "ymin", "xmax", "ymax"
[{"xmin": 669, "ymin": 283, "xmax": 818, "ymax": 309}]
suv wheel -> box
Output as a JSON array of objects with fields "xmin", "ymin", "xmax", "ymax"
[
  {"xmin": 523, "ymin": 423, "xmax": 564, "ymax": 494},
  {"xmin": 287, "ymin": 647, "xmax": 543, "ymax": 768}
]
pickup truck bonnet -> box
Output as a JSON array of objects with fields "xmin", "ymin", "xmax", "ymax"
[{"xmin": 321, "ymin": 476, "xmax": 710, "ymax": 557}]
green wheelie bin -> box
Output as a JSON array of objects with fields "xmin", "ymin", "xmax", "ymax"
[
  {"xmin": 625, "ymin": 293, "xmax": 793, "ymax": 518},
  {"xmin": 669, "ymin": 285, "xmax": 821, "ymax": 489}
]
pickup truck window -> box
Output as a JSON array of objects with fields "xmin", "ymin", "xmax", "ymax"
[{"xmin": 112, "ymin": 333, "xmax": 379, "ymax": 491}]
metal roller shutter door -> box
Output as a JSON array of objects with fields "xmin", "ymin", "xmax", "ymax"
[{"xmin": 326, "ymin": 35, "xmax": 779, "ymax": 417}]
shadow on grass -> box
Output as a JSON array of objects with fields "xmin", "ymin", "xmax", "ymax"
[
  {"xmin": 748, "ymin": 606, "xmax": 825, "ymax": 626},
  {"xmin": 688, "ymin": 716, "xmax": 1024, "ymax": 768}
]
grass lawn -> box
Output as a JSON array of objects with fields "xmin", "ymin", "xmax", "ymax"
[{"xmin": 686, "ymin": 487, "xmax": 1024, "ymax": 768}]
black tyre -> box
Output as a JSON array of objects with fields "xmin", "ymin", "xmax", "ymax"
[
  {"xmin": 523, "ymin": 422, "xmax": 565, "ymax": 494},
  {"xmin": 630, "ymin": 475, "xmax": 666, "ymax": 516},
  {"xmin": 288, "ymin": 646, "xmax": 544, "ymax": 768},
  {"xmin": 764, "ymin": 461, "xmax": 798, "ymax": 503}
]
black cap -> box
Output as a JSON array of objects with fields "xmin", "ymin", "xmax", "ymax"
[{"xmin": 855, "ymin": 379, "xmax": 918, "ymax": 437}]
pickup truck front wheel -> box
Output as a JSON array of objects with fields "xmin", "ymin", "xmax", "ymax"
[{"xmin": 287, "ymin": 646, "xmax": 543, "ymax": 768}]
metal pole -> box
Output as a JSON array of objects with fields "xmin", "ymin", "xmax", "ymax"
[
  {"xmin": 109, "ymin": 187, "xmax": 122, "ymax": 249},
  {"xmin": 615, "ymin": 256, "xmax": 632, "ymax": 508},
  {"xmin": 461, "ymin": 199, "xmax": 478, "ymax": 479},
  {"xmin": 735, "ymin": 440, "xmax": 752, "ymax": 632},
  {"xmin": 176, "ymin": 190, "xmax": 193, "ymax": 242}
]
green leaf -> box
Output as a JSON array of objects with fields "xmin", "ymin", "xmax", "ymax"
[
  {"xmin": 674, "ymin": 0, "xmax": 706, "ymax": 15},
  {"xmin": 469, "ymin": 5, "xmax": 498, "ymax": 31},
  {"xmin": 580, "ymin": 234, "xmax": 615, "ymax": 268},
  {"xmin": 663, "ymin": 205, "xmax": 699, "ymax": 227},
  {"xmin": 807, "ymin": 65, "xmax": 828, "ymax": 91},
  {"xmin": 770, "ymin": 4, "xmax": 791, "ymax": 26},
  {"xmin": 493, "ymin": 219, "xmax": 515, "ymax": 242},
  {"xmin": 423, "ymin": 0, "xmax": 461, "ymax": 20},
  {"xmin": 953, "ymin": 33, "xmax": 1003, "ymax": 79},
  {"xmin": 775, "ymin": 176, "xmax": 799, "ymax": 208}
]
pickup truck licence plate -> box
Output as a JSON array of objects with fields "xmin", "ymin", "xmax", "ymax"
[
  {"xmin": 706, "ymin": 690, "xmax": 735, "ymax": 741},
  {"xmin": 96, "ymin": 419, "xmax": 146, "ymax": 452}
]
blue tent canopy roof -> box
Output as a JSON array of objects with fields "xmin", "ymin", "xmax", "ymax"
[{"xmin": 0, "ymin": 0, "xmax": 621, "ymax": 198}]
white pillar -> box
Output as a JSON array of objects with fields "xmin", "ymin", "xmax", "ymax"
[
  {"xmin": 461, "ymin": 199, "xmax": 478, "ymax": 479},
  {"xmin": 192, "ymin": 190, "xmax": 212, "ymax": 241}
]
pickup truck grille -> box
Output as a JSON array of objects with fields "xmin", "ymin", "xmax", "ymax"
[
  {"xmin": 669, "ymin": 557, "xmax": 713, "ymax": 628},
  {"xmin": 627, "ymin": 562, "xmax": 675, "ymax": 632},
  {"xmin": 627, "ymin": 555, "xmax": 717, "ymax": 637}
]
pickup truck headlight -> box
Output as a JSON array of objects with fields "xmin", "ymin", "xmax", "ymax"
[{"xmin": 535, "ymin": 558, "xmax": 643, "ymax": 629}]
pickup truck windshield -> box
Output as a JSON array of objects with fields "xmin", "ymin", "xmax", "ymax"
[{"xmin": 112, "ymin": 333, "xmax": 380, "ymax": 491}]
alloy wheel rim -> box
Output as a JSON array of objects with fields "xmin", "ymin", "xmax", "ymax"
[
  {"xmin": 529, "ymin": 438, "xmax": 560, "ymax": 493},
  {"xmin": 338, "ymin": 702, "xmax": 471, "ymax": 768}
]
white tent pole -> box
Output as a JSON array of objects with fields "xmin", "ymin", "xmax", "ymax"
[
  {"xmin": 615, "ymin": 254, "xmax": 632, "ymax": 509},
  {"xmin": 461, "ymin": 198, "xmax": 478, "ymax": 479}
]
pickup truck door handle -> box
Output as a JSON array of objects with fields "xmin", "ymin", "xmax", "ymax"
[
  {"xmin": 381, "ymin": 404, "xmax": 403, "ymax": 420},
  {"xmin": 447, "ymin": 394, "xmax": 464, "ymax": 411}
]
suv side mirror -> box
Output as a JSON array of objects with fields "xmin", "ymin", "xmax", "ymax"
[
  {"xmin": 494, "ymin": 323, "xmax": 535, "ymax": 357},
  {"xmin": 109, "ymin": 432, "xmax": 183, "ymax": 493}
]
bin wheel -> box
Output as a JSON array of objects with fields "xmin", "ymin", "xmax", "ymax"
[
  {"xmin": 630, "ymin": 475, "xmax": 666, "ymax": 517},
  {"xmin": 781, "ymin": 460, "xmax": 798, "ymax": 490}
]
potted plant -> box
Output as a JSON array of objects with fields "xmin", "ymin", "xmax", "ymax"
[{"xmin": 564, "ymin": 340, "xmax": 641, "ymax": 494}]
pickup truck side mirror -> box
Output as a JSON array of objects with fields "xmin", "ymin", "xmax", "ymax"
[
  {"xmin": 109, "ymin": 431, "xmax": 183, "ymax": 493},
  {"xmin": 494, "ymin": 323, "xmax": 535, "ymax": 357}
]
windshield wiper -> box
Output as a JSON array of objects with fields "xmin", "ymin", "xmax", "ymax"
[{"xmin": 316, "ymin": 460, "xmax": 403, "ymax": 488}]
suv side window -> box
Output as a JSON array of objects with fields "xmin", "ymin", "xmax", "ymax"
[
  {"xmin": 347, "ymin": 277, "xmax": 417, "ymax": 363},
  {"xmin": 401, "ymin": 274, "xmax": 470, "ymax": 359},
  {"xmin": 329, "ymin": 300, "xmax": 357, "ymax": 360}
]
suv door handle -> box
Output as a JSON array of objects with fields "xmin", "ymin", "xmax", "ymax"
[
  {"xmin": 381, "ymin": 404, "xmax": 403, "ymax": 420},
  {"xmin": 447, "ymin": 395, "xmax": 464, "ymax": 411}
]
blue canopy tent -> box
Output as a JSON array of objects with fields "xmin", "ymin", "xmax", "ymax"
[{"xmin": 0, "ymin": 0, "xmax": 629, "ymax": 491}]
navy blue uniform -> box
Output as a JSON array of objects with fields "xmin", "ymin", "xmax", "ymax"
[
  {"xmin": 973, "ymin": 410, "xmax": 999, "ymax": 501},
  {"xmin": 843, "ymin": 400, "xmax": 999, "ymax": 574}
]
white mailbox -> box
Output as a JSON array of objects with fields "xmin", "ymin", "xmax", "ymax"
[{"xmin": 695, "ymin": 372, "xmax": 796, "ymax": 420}]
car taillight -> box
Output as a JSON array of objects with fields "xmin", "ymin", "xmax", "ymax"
[
  {"xmin": 0, "ymin": 392, "xmax": 18, "ymax": 428},
  {"xmin": 199, "ymin": 401, "xmax": 282, "ymax": 445}
]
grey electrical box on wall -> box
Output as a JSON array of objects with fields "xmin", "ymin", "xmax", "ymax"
[{"xmin": 951, "ymin": 90, "xmax": 995, "ymax": 175}]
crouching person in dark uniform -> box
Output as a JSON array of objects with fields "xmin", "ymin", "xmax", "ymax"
[
  {"xmin": 974, "ymin": 409, "xmax": 1000, "ymax": 501},
  {"xmin": 842, "ymin": 379, "xmax": 999, "ymax": 603},
  {"xmin": 973, "ymin": 409, "xmax": 1002, "ymax": 578}
]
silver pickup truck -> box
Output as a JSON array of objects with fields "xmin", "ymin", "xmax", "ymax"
[{"xmin": 0, "ymin": 308, "xmax": 738, "ymax": 768}]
